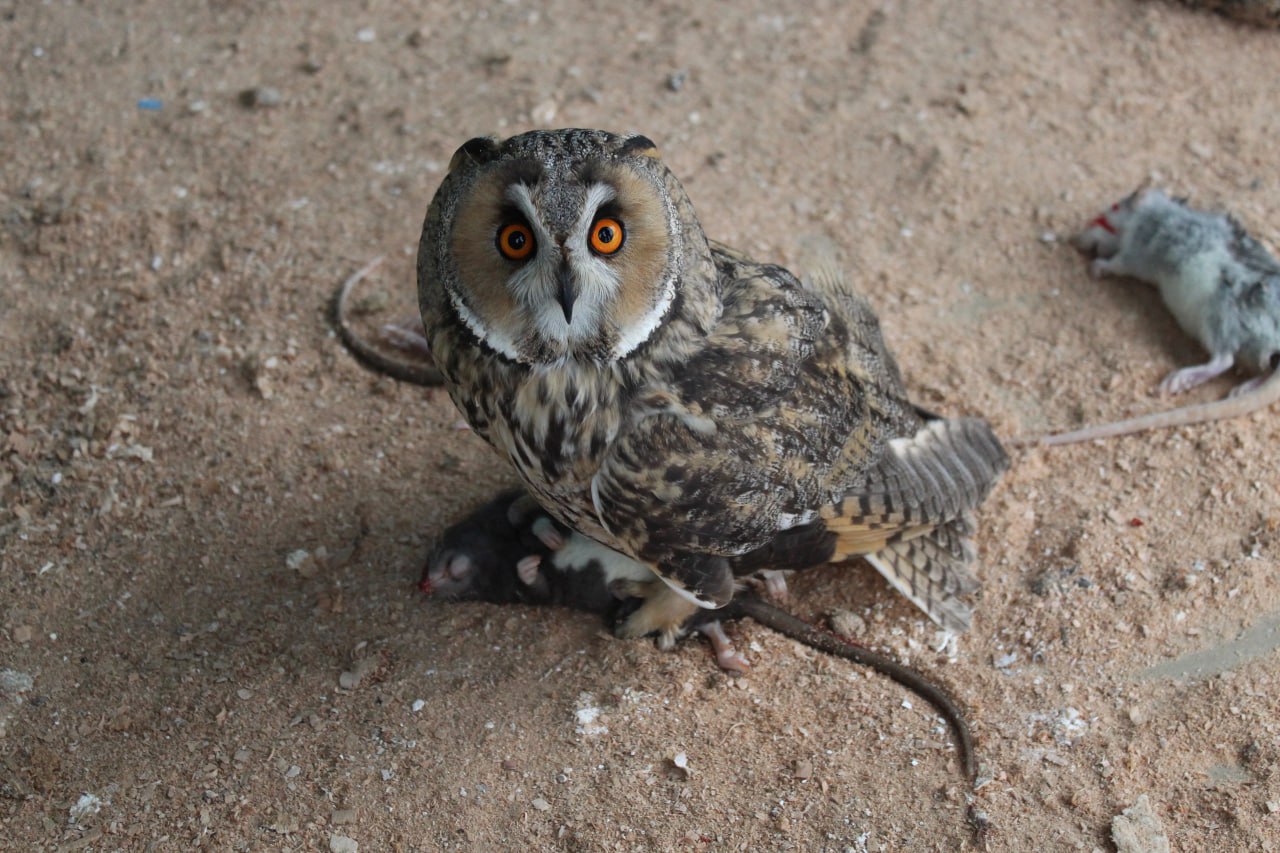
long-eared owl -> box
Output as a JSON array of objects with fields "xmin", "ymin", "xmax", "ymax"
[{"xmin": 417, "ymin": 129, "xmax": 1007, "ymax": 644}]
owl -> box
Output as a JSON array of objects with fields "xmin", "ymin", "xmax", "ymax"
[{"xmin": 417, "ymin": 128, "xmax": 1008, "ymax": 645}]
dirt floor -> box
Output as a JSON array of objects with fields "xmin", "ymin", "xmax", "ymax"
[{"xmin": 3, "ymin": 1, "xmax": 1280, "ymax": 850}]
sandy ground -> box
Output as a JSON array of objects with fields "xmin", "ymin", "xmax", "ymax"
[{"xmin": 3, "ymin": 1, "xmax": 1280, "ymax": 850}]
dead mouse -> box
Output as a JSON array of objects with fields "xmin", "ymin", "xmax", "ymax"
[
  {"xmin": 1033, "ymin": 188, "xmax": 1280, "ymax": 446},
  {"xmin": 332, "ymin": 256, "xmax": 445, "ymax": 386},
  {"xmin": 422, "ymin": 491, "xmax": 977, "ymax": 788}
]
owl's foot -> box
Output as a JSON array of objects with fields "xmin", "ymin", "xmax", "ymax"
[
  {"xmin": 613, "ymin": 585, "xmax": 702, "ymax": 649},
  {"xmin": 697, "ymin": 620, "xmax": 750, "ymax": 673}
]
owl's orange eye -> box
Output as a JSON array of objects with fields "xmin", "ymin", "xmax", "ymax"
[
  {"xmin": 497, "ymin": 223, "xmax": 535, "ymax": 261},
  {"xmin": 589, "ymin": 218, "xmax": 624, "ymax": 255}
]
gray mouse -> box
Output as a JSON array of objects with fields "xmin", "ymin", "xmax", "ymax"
[
  {"xmin": 1035, "ymin": 188, "xmax": 1280, "ymax": 445},
  {"xmin": 421, "ymin": 491, "xmax": 976, "ymax": 789}
]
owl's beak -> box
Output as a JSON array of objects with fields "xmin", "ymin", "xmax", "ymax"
[{"xmin": 555, "ymin": 261, "xmax": 578, "ymax": 324}]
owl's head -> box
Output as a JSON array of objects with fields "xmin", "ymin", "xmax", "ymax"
[{"xmin": 418, "ymin": 129, "xmax": 715, "ymax": 365}]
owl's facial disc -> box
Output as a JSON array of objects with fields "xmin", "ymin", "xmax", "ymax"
[
  {"xmin": 502, "ymin": 181, "xmax": 627, "ymax": 352},
  {"xmin": 448, "ymin": 156, "xmax": 676, "ymax": 364}
]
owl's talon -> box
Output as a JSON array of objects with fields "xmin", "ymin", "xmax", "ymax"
[{"xmin": 613, "ymin": 585, "xmax": 702, "ymax": 641}]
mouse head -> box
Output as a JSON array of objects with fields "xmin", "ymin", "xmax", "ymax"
[
  {"xmin": 1072, "ymin": 185, "xmax": 1155, "ymax": 256},
  {"xmin": 419, "ymin": 492, "xmax": 561, "ymax": 604}
]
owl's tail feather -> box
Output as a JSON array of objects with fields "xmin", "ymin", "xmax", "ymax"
[
  {"xmin": 864, "ymin": 522, "xmax": 979, "ymax": 632},
  {"xmin": 883, "ymin": 416, "xmax": 1008, "ymax": 518},
  {"xmin": 823, "ymin": 417, "xmax": 1007, "ymax": 630}
]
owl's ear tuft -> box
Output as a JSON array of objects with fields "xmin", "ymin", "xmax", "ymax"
[
  {"xmin": 449, "ymin": 136, "xmax": 501, "ymax": 172},
  {"xmin": 616, "ymin": 134, "xmax": 660, "ymax": 160}
]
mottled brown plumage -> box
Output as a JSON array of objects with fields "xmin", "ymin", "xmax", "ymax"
[{"xmin": 418, "ymin": 128, "xmax": 1007, "ymax": 643}]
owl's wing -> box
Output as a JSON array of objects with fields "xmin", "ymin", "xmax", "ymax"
[
  {"xmin": 591, "ymin": 257, "xmax": 833, "ymax": 605},
  {"xmin": 594, "ymin": 248, "xmax": 1007, "ymax": 624},
  {"xmin": 593, "ymin": 251, "xmax": 907, "ymax": 604}
]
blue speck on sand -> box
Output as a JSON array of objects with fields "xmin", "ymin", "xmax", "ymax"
[{"xmin": 137, "ymin": 98, "xmax": 163, "ymax": 111}]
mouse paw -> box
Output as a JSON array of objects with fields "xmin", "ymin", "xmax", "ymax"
[
  {"xmin": 379, "ymin": 315, "xmax": 433, "ymax": 357},
  {"xmin": 1228, "ymin": 373, "xmax": 1269, "ymax": 398},
  {"xmin": 505, "ymin": 494, "xmax": 571, "ymax": 551},
  {"xmin": 530, "ymin": 516, "xmax": 567, "ymax": 551},
  {"xmin": 759, "ymin": 569, "xmax": 789, "ymax": 603},
  {"xmin": 1158, "ymin": 355, "xmax": 1234, "ymax": 396},
  {"xmin": 1088, "ymin": 257, "xmax": 1119, "ymax": 279}
]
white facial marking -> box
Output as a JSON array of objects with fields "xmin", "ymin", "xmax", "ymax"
[
  {"xmin": 612, "ymin": 274, "xmax": 675, "ymax": 359},
  {"xmin": 449, "ymin": 288, "xmax": 520, "ymax": 360},
  {"xmin": 611, "ymin": 173, "xmax": 680, "ymax": 359}
]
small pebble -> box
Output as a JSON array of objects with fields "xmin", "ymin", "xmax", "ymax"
[
  {"xmin": 329, "ymin": 835, "xmax": 359, "ymax": 853},
  {"xmin": 1186, "ymin": 140, "xmax": 1213, "ymax": 161},
  {"xmin": 531, "ymin": 797, "xmax": 551, "ymax": 811},
  {"xmin": 1112, "ymin": 794, "xmax": 1170, "ymax": 853},
  {"xmin": 828, "ymin": 610, "xmax": 866, "ymax": 638},
  {"xmin": 238, "ymin": 86, "xmax": 282, "ymax": 109},
  {"xmin": 356, "ymin": 27, "xmax": 377, "ymax": 43},
  {"xmin": 531, "ymin": 99, "xmax": 558, "ymax": 125},
  {"xmin": 666, "ymin": 71, "xmax": 687, "ymax": 92}
]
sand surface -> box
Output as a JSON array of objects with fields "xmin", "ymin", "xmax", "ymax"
[{"xmin": 3, "ymin": 1, "xmax": 1280, "ymax": 850}]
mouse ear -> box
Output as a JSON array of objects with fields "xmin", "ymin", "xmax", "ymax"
[
  {"xmin": 446, "ymin": 554, "xmax": 475, "ymax": 582},
  {"xmin": 516, "ymin": 555, "xmax": 542, "ymax": 586}
]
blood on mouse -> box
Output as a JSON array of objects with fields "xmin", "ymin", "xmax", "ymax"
[{"xmin": 1031, "ymin": 187, "xmax": 1280, "ymax": 446}]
